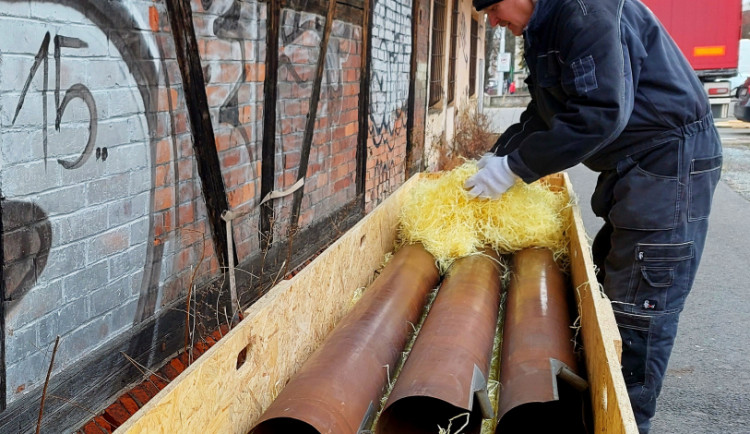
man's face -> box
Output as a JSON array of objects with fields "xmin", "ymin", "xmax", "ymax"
[{"xmin": 484, "ymin": 0, "xmax": 535, "ymax": 36}]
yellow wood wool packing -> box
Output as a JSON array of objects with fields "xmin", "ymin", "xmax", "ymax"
[{"xmin": 398, "ymin": 161, "xmax": 571, "ymax": 273}]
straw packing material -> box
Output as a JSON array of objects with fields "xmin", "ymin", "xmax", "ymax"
[{"xmin": 398, "ymin": 161, "xmax": 570, "ymax": 273}]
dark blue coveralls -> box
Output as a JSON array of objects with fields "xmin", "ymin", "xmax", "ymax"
[{"xmin": 489, "ymin": 0, "xmax": 723, "ymax": 431}]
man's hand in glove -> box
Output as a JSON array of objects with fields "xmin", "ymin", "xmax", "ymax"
[{"xmin": 464, "ymin": 153, "xmax": 519, "ymax": 200}]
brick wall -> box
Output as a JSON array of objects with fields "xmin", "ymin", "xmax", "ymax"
[
  {"xmin": 0, "ymin": 0, "xmax": 429, "ymax": 429},
  {"xmin": 273, "ymin": 9, "xmax": 361, "ymax": 232},
  {"xmin": 191, "ymin": 0, "xmax": 266, "ymax": 262}
]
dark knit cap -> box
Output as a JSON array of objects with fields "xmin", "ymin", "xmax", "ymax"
[{"xmin": 473, "ymin": 0, "xmax": 502, "ymax": 11}]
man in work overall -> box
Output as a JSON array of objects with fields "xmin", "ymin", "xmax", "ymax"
[{"xmin": 466, "ymin": 0, "xmax": 722, "ymax": 432}]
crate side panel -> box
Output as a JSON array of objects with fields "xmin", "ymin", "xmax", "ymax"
[
  {"xmin": 115, "ymin": 176, "xmax": 421, "ymax": 433},
  {"xmin": 563, "ymin": 172, "xmax": 638, "ymax": 434}
]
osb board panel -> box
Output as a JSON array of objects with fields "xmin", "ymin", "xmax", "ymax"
[
  {"xmin": 117, "ymin": 172, "xmax": 636, "ymax": 433},
  {"xmin": 557, "ymin": 173, "xmax": 638, "ymax": 433},
  {"xmin": 115, "ymin": 175, "xmax": 419, "ymax": 434}
]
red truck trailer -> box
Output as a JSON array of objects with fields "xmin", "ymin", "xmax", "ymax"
[{"xmin": 642, "ymin": 0, "xmax": 742, "ymax": 118}]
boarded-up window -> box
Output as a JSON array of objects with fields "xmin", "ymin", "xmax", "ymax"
[
  {"xmin": 429, "ymin": 0, "xmax": 447, "ymax": 107},
  {"xmin": 470, "ymin": 17, "xmax": 478, "ymax": 96},
  {"xmin": 448, "ymin": 0, "xmax": 458, "ymax": 104}
]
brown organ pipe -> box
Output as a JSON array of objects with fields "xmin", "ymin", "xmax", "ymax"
[
  {"xmin": 250, "ymin": 243, "xmax": 440, "ymax": 434},
  {"xmin": 495, "ymin": 247, "xmax": 587, "ymax": 433},
  {"xmin": 376, "ymin": 249, "xmax": 502, "ymax": 434}
]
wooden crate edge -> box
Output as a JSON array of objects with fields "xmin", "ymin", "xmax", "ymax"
[{"xmin": 562, "ymin": 172, "xmax": 638, "ymax": 433}]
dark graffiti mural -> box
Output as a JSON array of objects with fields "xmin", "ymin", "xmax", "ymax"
[
  {"xmin": 210, "ymin": 0, "xmax": 259, "ymax": 170},
  {"xmin": 369, "ymin": 0, "xmax": 410, "ymax": 151},
  {"xmin": 2, "ymin": 202, "xmax": 52, "ymax": 303},
  {"xmin": 214, "ymin": 0, "xmax": 252, "ymax": 128}
]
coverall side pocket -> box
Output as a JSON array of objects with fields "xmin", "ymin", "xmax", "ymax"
[
  {"xmin": 614, "ymin": 311, "xmax": 651, "ymax": 386},
  {"xmin": 688, "ymin": 155, "xmax": 722, "ymax": 222}
]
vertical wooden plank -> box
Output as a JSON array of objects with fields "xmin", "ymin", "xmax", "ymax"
[
  {"xmin": 260, "ymin": 0, "xmax": 281, "ymax": 250},
  {"xmin": 406, "ymin": 0, "xmax": 418, "ymax": 177},
  {"xmin": 289, "ymin": 0, "xmax": 338, "ymax": 230},
  {"xmin": 164, "ymin": 0, "xmax": 229, "ymax": 267},
  {"xmin": 406, "ymin": 0, "xmax": 430, "ymax": 176},
  {"xmin": 356, "ymin": 0, "xmax": 373, "ymax": 201},
  {"xmin": 0, "ymin": 194, "xmax": 5, "ymax": 411}
]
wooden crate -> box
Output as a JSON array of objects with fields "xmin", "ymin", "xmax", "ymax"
[{"xmin": 115, "ymin": 173, "xmax": 637, "ymax": 433}]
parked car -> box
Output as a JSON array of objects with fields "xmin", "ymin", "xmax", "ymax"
[{"xmin": 733, "ymin": 77, "xmax": 750, "ymax": 122}]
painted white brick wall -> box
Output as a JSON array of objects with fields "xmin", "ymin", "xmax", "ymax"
[{"xmin": 0, "ymin": 2, "xmax": 158, "ymax": 402}]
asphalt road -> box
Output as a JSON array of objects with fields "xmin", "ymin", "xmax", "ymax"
[{"xmin": 566, "ymin": 124, "xmax": 750, "ymax": 434}]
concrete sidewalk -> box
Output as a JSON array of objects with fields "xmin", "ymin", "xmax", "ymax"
[{"xmin": 483, "ymin": 106, "xmax": 523, "ymax": 134}]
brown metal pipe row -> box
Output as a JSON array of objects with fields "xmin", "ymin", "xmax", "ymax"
[
  {"xmin": 376, "ymin": 249, "xmax": 502, "ymax": 434},
  {"xmin": 250, "ymin": 243, "xmax": 440, "ymax": 434},
  {"xmin": 495, "ymin": 247, "xmax": 588, "ymax": 433}
]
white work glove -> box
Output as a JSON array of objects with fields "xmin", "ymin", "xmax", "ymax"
[{"xmin": 464, "ymin": 153, "xmax": 519, "ymax": 200}]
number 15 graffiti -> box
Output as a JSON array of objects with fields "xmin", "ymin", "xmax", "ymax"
[{"xmin": 11, "ymin": 31, "xmax": 98, "ymax": 170}]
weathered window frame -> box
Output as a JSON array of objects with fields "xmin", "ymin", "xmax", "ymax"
[
  {"xmin": 429, "ymin": 0, "xmax": 447, "ymax": 107},
  {"xmin": 447, "ymin": 0, "xmax": 459, "ymax": 104},
  {"xmin": 470, "ymin": 16, "xmax": 478, "ymax": 96}
]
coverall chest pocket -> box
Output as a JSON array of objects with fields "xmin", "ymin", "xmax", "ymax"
[
  {"xmin": 631, "ymin": 243, "xmax": 694, "ymax": 313},
  {"xmin": 536, "ymin": 53, "xmax": 566, "ymax": 102}
]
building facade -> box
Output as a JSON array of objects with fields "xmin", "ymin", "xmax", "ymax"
[{"xmin": 0, "ymin": 0, "xmax": 484, "ymax": 430}]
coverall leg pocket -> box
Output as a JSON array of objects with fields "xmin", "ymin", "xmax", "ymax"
[
  {"xmin": 632, "ymin": 242, "xmax": 694, "ymax": 312},
  {"xmin": 615, "ymin": 309, "xmax": 681, "ymax": 433},
  {"xmin": 614, "ymin": 310, "xmax": 650, "ymax": 386}
]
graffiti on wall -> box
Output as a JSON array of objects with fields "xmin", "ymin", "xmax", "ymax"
[
  {"xmin": 367, "ymin": 0, "xmax": 411, "ymax": 206},
  {"xmin": 369, "ymin": 0, "xmax": 411, "ymax": 150},
  {"xmin": 279, "ymin": 10, "xmax": 353, "ymax": 125},
  {"xmin": 371, "ymin": 158, "xmax": 397, "ymax": 207},
  {"xmin": 270, "ymin": 8, "xmax": 361, "ymax": 227},
  {"xmin": 460, "ymin": 11, "xmax": 469, "ymax": 63},
  {"xmin": 12, "ymin": 32, "xmax": 100, "ymax": 170},
  {"xmin": 197, "ymin": 0, "xmax": 264, "ymax": 261},
  {"xmin": 200, "ymin": 0, "xmax": 263, "ymax": 202},
  {"xmin": 0, "ymin": 0, "xmax": 370, "ymax": 412},
  {"xmin": 369, "ymin": 34, "xmax": 408, "ymax": 150}
]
